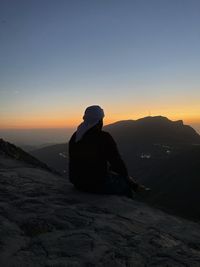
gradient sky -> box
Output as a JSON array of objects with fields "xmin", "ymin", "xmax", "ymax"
[{"xmin": 0, "ymin": 0, "xmax": 200, "ymax": 130}]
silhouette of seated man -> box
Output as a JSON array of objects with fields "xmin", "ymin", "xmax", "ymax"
[{"xmin": 69, "ymin": 105, "xmax": 149, "ymax": 197}]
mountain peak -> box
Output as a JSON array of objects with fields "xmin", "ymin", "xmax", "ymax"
[
  {"xmin": 138, "ymin": 115, "xmax": 170, "ymax": 121},
  {"xmin": 136, "ymin": 116, "xmax": 183, "ymax": 125},
  {"xmin": 105, "ymin": 116, "xmax": 185, "ymax": 128}
]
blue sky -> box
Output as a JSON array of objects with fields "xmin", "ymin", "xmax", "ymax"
[{"xmin": 0, "ymin": 0, "xmax": 200, "ymax": 129}]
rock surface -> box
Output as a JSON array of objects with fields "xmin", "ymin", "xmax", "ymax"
[{"xmin": 1, "ymin": 155, "xmax": 200, "ymax": 267}]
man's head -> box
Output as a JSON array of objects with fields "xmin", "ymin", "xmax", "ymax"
[
  {"xmin": 83, "ymin": 105, "xmax": 104, "ymax": 126},
  {"xmin": 75, "ymin": 105, "xmax": 104, "ymax": 141}
]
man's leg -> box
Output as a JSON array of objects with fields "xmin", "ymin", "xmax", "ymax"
[{"xmin": 104, "ymin": 172, "xmax": 133, "ymax": 198}]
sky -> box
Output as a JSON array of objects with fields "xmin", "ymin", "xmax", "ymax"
[{"xmin": 0, "ymin": 0, "xmax": 200, "ymax": 132}]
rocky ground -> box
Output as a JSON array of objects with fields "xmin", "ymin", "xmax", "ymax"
[{"xmin": 1, "ymin": 155, "xmax": 200, "ymax": 267}]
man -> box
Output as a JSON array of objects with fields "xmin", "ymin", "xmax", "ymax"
[{"xmin": 69, "ymin": 105, "xmax": 149, "ymax": 198}]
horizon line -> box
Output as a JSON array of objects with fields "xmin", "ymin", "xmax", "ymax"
[{"xmin": 1, "ymin": 115, "xmax": 200, "ymax": 130}]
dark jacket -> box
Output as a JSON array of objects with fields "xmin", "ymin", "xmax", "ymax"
[{"xmin": 68, "ymin": 126, "xmax": 128, "ymax": 191}]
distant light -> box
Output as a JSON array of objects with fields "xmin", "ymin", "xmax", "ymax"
[
  {"xmin": 59, "ymin": 152, "xmax": 67, "ymax": 158},
  {"xmin": 140, "ymin": 153, "xmax": 151, "ymax": 159}
]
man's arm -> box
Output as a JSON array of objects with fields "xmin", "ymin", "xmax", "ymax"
[{"xmin": 103, "ymin": 132, "xmax": 129, "ymax": 178}]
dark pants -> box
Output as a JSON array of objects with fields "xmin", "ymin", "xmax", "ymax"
[
  {"xmin": 74, "ymin": 172, "xmax": 133, "ymax": 198},
  {"xmin": 103, "ymin": 172, "xmax": 133, "ymax": 198}
]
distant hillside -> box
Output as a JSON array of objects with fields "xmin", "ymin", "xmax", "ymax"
[
  {"xmin": 135, "ymin": 145, "xmax": 200, "ymax": 221},
  {"xmin": 31, "ymin": 143, "xmax": 68, "ymax": 175}
]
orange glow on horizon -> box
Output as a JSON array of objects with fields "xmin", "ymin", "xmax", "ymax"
[{"xmin": 1, "ymin": 113, "xmax": 200, "ymax": 130}]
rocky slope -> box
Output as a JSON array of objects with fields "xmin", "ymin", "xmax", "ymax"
[
  {"xmin": 0, "ymin": 139, "xmax": 55, "ymax": 174},
  {"xmin": 1, "ymin": 146, "xmax": 200, "ymax": 266}
]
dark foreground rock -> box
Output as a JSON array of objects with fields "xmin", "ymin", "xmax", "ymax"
[{"xmin": 1, "ymin": 155, "xmax": 200, "ymax": 267}]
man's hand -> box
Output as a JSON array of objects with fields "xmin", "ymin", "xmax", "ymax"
[{"xmin": 129, "ymin": 176, "xmax": 151, "ymax": 193}]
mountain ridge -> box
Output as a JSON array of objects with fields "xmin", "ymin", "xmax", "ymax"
[{"xmin": 104, "ymin": 116, "xmax": 200, "ymax": 145}]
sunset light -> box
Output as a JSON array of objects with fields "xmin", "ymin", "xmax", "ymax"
[{"xmin": 0, "ymin": 0, "xmax": 200, "ymax": 134}]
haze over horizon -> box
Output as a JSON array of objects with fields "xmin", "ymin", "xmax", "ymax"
[{"xmin": 1, "ymin": 0, "xmax": 200, "ymax": 131}]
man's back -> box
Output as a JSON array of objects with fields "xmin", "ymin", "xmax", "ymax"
[{"xmin": 69, "ymin": 126, "xmax": 128, "ymax": 192}]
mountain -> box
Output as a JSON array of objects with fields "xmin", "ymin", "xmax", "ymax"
[
  {"xmin": 1, "ymin": 146, "xmax": 200, "ymax": 266},
  {"xmin": 104, "ymin": 116, "xmax": 200, "ymax": 162},
  {"xmin": 105, "ymin": 116, "xmax": 200, "ymax": 145}
]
